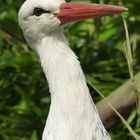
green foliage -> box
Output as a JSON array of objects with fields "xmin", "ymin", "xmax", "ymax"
[{"xmin": 0, "ymin": 0, "xmax": 140, "ymax": 140}]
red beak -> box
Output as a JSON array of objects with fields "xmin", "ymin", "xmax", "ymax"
[{"xmin": 55, "ymin": 2, "xmax": 128, "ymax": 24}]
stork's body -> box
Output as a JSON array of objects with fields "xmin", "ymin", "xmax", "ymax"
[
  {"xmin": 18, "ymin": 0, "xmax": 127, "ymax": 140},
  {"xmin": 37, "ymin": 31, "xmax": 109, "ymax": 140}
]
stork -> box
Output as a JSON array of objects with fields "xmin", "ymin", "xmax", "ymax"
[{"xmin": 18, "ymin": 0, "xmax": 127, "ymax": 140}]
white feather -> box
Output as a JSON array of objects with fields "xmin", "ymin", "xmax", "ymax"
[
  {"xmin": 18, "ymin": 0, "xmax": 111, "ymax": 139},
  {"xmin": 35, "ymin": 31, "xmax": 110, "ymax": 140}
]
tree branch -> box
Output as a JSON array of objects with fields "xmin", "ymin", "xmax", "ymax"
[{"xmin": 96, "ymin": 72, "xmax": 140, "ymax": 129}]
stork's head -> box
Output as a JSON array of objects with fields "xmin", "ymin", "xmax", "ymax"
[{"xmin": 18, "ymin": 0, "xmax": 127, "ymax": 46}]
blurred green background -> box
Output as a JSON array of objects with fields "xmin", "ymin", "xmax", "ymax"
[{"xmin": 0, "ymin": 0, "xmax": 140, "ymax": 140}]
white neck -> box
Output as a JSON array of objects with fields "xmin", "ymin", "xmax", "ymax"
[{"xmin": 35, "ymin": 29, "xmax": 110, "ymax": 140}]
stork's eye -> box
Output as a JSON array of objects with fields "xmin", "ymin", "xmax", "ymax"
[{"xmin": 33, "ymin": 8, "xmax": 50, "ymax": 16}]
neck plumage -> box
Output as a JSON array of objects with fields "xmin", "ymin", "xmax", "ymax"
[
  {"xmin": 36, "ymin": 30, "xmax": 89, "ymax": 105},
  {"xmin": 35, "ymin": 29, "xmax": 110, "ymax": 140}
]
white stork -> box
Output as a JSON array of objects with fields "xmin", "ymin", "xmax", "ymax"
[{"xmin": 18, "ymin": 0, "xmax": 127, "ymax": 140}]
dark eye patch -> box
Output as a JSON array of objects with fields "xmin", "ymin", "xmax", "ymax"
[{"xmin": 33, "ymin": 8, "xmax": 50, "ymax": 16}]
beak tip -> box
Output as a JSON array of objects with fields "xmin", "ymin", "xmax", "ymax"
[
  {"xmin": 121, "ymin": 7, "xmax": 128, "ymax": 12},
  {"xmin": 106, "ymin": 5, "xmax": 128, "ymax": 13},
  {"xmin": 124, "ymin": 7, "xmax": 128, "ymax": 11},
  {"xmin": 116, "ymin": 6, "xmax": 128, "ymax": 12}
]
